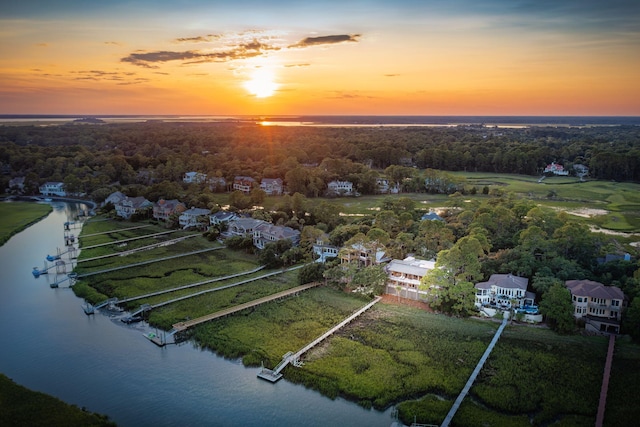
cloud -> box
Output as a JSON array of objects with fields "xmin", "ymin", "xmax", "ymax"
[
  {"xmin": 328, "ymin": 91, "xmax": 375, "ymax": 99},
  {"xmin": 384, "ymin": 73, "xmax": 400, "ymax": 77},
  {"xmin": 174, "ymin": 34, "xmax": 221, "ymax": 43},
  {"xmin": 104, "ymin": 41, "xmax": 123, "ymax": 47},
  {"xmin": 121, "ymin": 39, "xmax": 280, "ymax": 67},
  {"xmin": 289, "ymin": 34, "xmax": 361, "ymax": 48},
  {"xmin": 284, "ymin": 63, "xmax": 311, "ymax": 68},
  {"xmin": 69, "ymin": 69, "xmax": 147, "ymax": 84}
]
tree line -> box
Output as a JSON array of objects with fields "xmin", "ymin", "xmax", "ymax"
[{"xmin": 1, "ymin": 122, "xmax": 639, "ymax": 202}]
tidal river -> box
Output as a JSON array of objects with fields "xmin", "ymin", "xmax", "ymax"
[{"xmin": 0, "ymin": 201, "xmax": 393, "ymax": 426}]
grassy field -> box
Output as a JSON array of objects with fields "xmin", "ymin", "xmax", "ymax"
[{"xmin": 0, "ymin": 201, "xmax": 52, "ymax": 246}]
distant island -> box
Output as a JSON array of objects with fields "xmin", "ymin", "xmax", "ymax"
[{"xmin": 73, "ymin": 117, "xmax": 106, "ymax": 124}]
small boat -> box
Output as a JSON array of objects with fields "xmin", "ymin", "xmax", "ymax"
[
  {"xmin": 32, "ymin": 267, "xmax": 48, "ymax": 277},
  {"xmin": 46, "ymin": 254, "xmax": 61, "ymax": 262},
  {"xmin": 121, "ymin": 315, "xmax": 144, "ymax": 324}
]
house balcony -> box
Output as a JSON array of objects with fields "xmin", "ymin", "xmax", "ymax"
[{"xmin": 588, "ymin": 302, "xmax": 620, "ymax": 311}]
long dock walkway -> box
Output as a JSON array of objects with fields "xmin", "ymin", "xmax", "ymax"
[
  {"xmin": 77, "ymin": 234, "xmax": 198, "ymax": 263},
  {"xmin": 143, "ymin": 265, "xmax": 304, "ymax": 314},
  {"xmin": 258, "ymin": 295, "xmax": 382, "ymax": 382},
  {"xmin": 78, "ymin": 224, "xmax": 152, "ymax": 238},
  {"xmin": 76, "ymin": 247, "xmax": 224, "ymax": 278},
  {"xmin": 80, "ymin": 230, "xmax": 179, "ymax": 250},
  {"xmin": 441, "ymin": 317, "xmax": 508, "ymax": 427},
  {"xmin": 172, "ymin": 282, "xmax": 320, "ymax": 332},
  {"xmin": 117, "ymin": 265, "xmax": 265, "ymax": 304},
  {"xmin": 595, "ymin": 335, "xmax": 616, "ymax": 427}
]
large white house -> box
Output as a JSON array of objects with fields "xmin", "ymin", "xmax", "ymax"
[
  {"xmin": 327, "ymin": 180, "xmax": 354, "ymax": 196},
  {"xmin": 385, "ymin": 257, "xmax": 436, "ymax": 301},
  {"xmin": 565, "ymin": 279, "xmax": 625, "ymax": 334},
  {"xmin": 39, "ymin": 182, "xmax": 66, "ymax": 197},
  {"xmin": 474, "ymin": 274, "xmax": 535, "ymax": 309},
  {"xmin": 312, "ymin": 238, "xmax": 339, "ymax": 263}
]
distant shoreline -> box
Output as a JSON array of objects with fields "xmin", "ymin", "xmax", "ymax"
[{"xmin": 1, "ymin": 114, "xmax": 639, "ymax": 127}]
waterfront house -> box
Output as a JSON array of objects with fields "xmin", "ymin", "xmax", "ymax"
[
  {"xmin": 115, "ymin": 196, "xmax": 153, "ymax": 219},
  {"xmin": 104, "ymin": 191, "xmax": 126, "ymax": 206},
  {"xmin": 565, "ymin": 279, "xmax": 625, "ymax": 334},
  {"xmin": 153, "ymin": 199, "xmax": 186, "ymax": 221},
  {"xmin": 209, "ymin": 211, "xmax": 239, "ymax": 226},
  {"xmin": 233, "ymin": 176, "xmax": 256, "ymax": 193},
  {"xmin": 253, "ymin": 223, "xmax": 300, "ymax": 249},
  {"xmin": 340, "ymin": 243, "xmax": 389, "ymax": 267},
  {"xmin": 226, "ymin": 218, "xmax": 268, "ymax": 237},
  {"xmin": 385, "ymin": 257, "xmax": 436, "ymax": 301},
  {"xmin": 312, "ymin": 238, "xmax": 339, "ymax": 263},
  {"xmin": 179, "ymin": 207, "xmax": 211, "ymax": 229},
  {"xmin": 474, "ymin": 274, "xmax": 535, "ymax": 310},
  {"xmin": 260, "ymin": 178, "xmax": 284, "ymax": 196},
  {"xmin": 327, "ymin": 180, "xmax": 354, "ymax": 196},
  {"xmin": 39, "ymin": 181, "xmax": 66, "ymax": 197}
]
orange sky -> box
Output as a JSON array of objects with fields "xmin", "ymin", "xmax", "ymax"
[{"xmin": 1, "ymin": 1, "xmax": 639, "ymax": 116}]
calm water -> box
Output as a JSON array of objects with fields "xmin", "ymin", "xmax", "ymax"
[{"xmin": 0, "ymin": 201, "xmax": 393, "ymax": 426}]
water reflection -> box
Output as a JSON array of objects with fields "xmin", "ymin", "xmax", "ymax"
[{"xmin": 0, "ymin": 202, "xmax": 392, "ymax": 427}]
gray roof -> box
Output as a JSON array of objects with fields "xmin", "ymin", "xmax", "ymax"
[
  {"xmin": 565, "ymin": 279, "xmax": 624, "ymax": 300},
  {"xmin": 476, "ymin": 274, "xmax": 529, "ymax": 290}
]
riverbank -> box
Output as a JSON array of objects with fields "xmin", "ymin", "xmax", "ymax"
[{"xmin": 0, "ymin": 374, "xmax": 115, "ymax": 426}]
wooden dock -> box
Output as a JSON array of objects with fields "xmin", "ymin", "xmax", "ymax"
[
  {"xmin": 257, "ymin": 296, "xmax": 382, "ymax": 382},
  {"xmin": 172, "ymin": 282, "xmax": 320, "ymax": 332}
]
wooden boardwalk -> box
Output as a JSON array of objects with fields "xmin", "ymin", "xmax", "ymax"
[
  {"xmin": 595, "ymin": 335, "xmax": 616, "ymax": 427},
  {"xmin": 258, "ymin": 296, "xmax": 382, "ymax": 382},
  {"xmin": 79, "ymin": 224, "xmax": 152, "ymax": 238},
  {"xmin": 172, "ymin": 282, "xmax": 319, "ymax": 332},
  {"xmin": 80, "ymin": 230, "xmax": 179, "ymax": 250},
  {"xmin": 76, "ymin": 247, "xmax": 224, "ymax": 278},
  {"xmin": 77, "ymin": 234, "xmax": 198, "ymax": 263},
  {"xmin": 441, "ymin": 317, "xmax": 508, "ymax": 427}
]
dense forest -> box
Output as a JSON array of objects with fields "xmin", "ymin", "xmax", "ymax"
[{"xmin": 1, "ymin": 122, "xmax": 639, "ymax": 204}]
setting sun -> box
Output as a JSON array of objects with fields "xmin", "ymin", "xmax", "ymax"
[{"xmin": 244, "ymin": 68, "xmax": 278, "ymax": 98}]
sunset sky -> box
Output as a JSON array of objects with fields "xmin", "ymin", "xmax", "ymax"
[{"xmin": 1, "ymin": 0, "xmax": 639, "ymax": 116}]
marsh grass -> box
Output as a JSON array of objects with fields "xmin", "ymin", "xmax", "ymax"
[
  {"xmin": 604, "ymin": 336, "xmax": 640, "ymax": 425},
  {"xmin": 189, "ymin": 286, "xmax": 368, "ymax": 365},
  {"xmin": 147, "ymin": 271, "xmax": 300, "ymax": 330},
  {"xmin": 0, "ymin": 202, "xmax": 52, "ymax": 245},
  {"xmin": 284, "ymin": 302, "xmax": 498, "ymax": 410},
  {"xmin": 0, "ymin": 374, "xmax": 115, "ymax": 426}
]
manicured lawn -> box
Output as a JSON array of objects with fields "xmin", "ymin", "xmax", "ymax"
[{"xmin": 0, "ymin": 201, "xmax": 52, "ymax": 246}]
